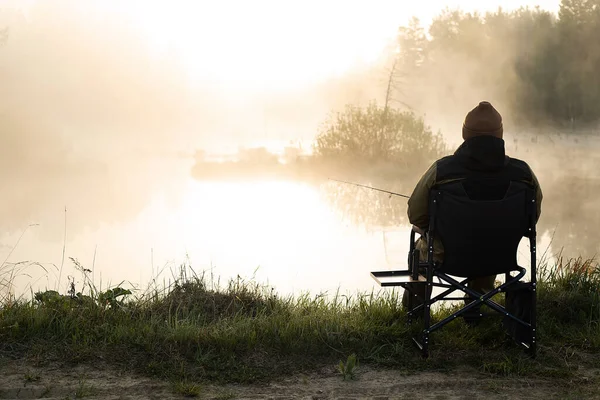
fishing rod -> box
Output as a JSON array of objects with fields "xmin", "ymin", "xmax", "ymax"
[{"xmin": 328, "ymin": 178, "xmax": 410, "ymax": 199}]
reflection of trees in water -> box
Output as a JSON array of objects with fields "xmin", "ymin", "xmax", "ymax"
[
  {"xmin": 320, "ymin": 179, "xmax": 414, "ymax": 230},
  {"xmin": 511, "ymin": 137, "xmax": 600, "ymax": 258},
  {"xmin": 537, "ymin": 175, "xmax": 600, "ymax": 259}
]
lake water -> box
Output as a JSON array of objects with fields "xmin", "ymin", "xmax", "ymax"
[{"xmin": 2, "ymin": 177, "xmax": 550, "ymax": 301}]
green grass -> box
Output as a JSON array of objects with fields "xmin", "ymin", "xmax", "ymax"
[
  {"xmin": 172, "ymin": 380, "xmax": 203, "ymax": 397},
  {"xmin": 0, "ymin": 256, "xmax": 599, "ymax": 386},
  {"xmin": 74, "ymin": 376, "xmax": 96, "ymax": 398},
  {"xmin": 23, "ymin": 372, "xmax": 41, "ymax": 383},
  {"xmin": 337, "ymin": 353, "xmax": 359, "ymax": 380}
]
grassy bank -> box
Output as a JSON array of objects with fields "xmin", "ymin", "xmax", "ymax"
[{"xmin": 0, "ymin": 257, "xmax": 599, "ymax": 387}]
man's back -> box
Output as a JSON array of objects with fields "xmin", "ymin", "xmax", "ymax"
[{"xmin": 407, "ymin": 104, "xmax": 542, "ymax": 231}]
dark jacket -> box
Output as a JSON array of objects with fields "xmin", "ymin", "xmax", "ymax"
[{"xmin": 407, "ymin": 136, "xmax": 543, "ymax": 230}]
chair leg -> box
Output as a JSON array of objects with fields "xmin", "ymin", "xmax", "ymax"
[
  {"xmin": 421, "ymin": 267, "xmax": 434, "ymax": 358},
  {"xmin": 411, "ymin": 249, "xmax": 420, "ymax": 281},
  {"xmin": 529, "ymin": 341, "xmax": 537, "ymax": 358},
  {"xmin": 406, "ymin": 249, "xmax": 416, "ymax": 325},
  {"xmin": 422, "ymin": 301, "xmax": 430, "ymax": 358},
  {"xmin": 422, "ymin": 331, "xmax": 429, "ymax": 358},
  {"xmin": 406, "ymin": 248, "xmax": 425, "ymax": 325},
  {"xmin": 406, "ymin": 286, "xmax": 414, "ymax": 325},
  {"xmin": 530, "ymin": 282, "xmax": 537, "ymax": 358}
]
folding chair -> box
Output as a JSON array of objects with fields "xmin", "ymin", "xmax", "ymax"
[{"xmin": 371, "ymin": 180, "xmax": 537, "ymax": 358}]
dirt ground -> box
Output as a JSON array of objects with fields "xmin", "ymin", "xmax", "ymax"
[{"xmin": 0, "ymin": 358, "xmax": 598, "ymax": 400}]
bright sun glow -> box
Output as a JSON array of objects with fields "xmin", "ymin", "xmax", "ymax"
[
  {"xmin": 110, "ymin": 0, "xmax": 403, "ymax": 91},
  {"xmin": 167, "ymin": 180, "xmax": 340, "ymax": 269},
  {"xmin": 101, "ymin": 0, "xmax": 559, "ymax": 92}
]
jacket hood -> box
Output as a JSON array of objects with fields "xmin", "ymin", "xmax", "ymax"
[{"xmin": 454, "ymin": 135, "xmax": 507, "ymax": 172}]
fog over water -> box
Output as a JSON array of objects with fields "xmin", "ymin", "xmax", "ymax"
[{"xmin": 1, "ymin": 0, "xmax": 597, "ymax": 299}]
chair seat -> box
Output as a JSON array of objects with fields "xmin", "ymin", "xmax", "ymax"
[{"xmin": 370, "ymin": 270, "xmax": 427, "ymax": 286}]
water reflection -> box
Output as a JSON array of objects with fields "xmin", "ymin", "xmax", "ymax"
[
  {"xmin": 510, "ymin": 135, "xmax": 600, "ymax": 260},
  {"xmin": 535, "ymin": 175, "xmax": 600, "ymax": 259},
  {"xmin": 319, "ymin": 180, "xmax": 412, "ymax": 229},
  {"xmin": 4, "ymin": 179, "xmax": 405, "ymax": 300}
]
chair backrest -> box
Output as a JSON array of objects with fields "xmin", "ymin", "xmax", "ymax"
[{"xmin": 430, "ymin": 180, "xmax": 536, "ymax": 277}]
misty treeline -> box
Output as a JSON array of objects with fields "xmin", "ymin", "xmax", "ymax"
[{"xmin": 392, "ymin": 0, "xmax": 600, "ymax": 129}]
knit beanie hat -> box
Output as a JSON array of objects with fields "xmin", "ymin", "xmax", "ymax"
[{"xmin": 462, "ymin": 101, "xmax": 503, "ymax": 140}]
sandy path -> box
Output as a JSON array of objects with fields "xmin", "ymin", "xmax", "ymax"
[{"xmin": 0, "ymin": 358, "xmax": 596, "ymax": 399}]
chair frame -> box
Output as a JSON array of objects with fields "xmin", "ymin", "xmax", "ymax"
[{"xmin": 371, "ymin": 186, "xmax": 537, "ymax": 358}]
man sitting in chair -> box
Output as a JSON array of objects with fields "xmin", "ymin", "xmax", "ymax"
[{"xmin": 401, "ymin": 101, "xmax": 543, "ymax": 318}]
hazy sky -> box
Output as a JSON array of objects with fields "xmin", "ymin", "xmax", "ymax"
[{"xmin": 7, "ymin": 0, "xmax": 561, "ymax": 92}]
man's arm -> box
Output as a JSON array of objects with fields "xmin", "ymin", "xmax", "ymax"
[{"xmin": 407, "ymin": 162, "xmax": 437, "ymax": 230}]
